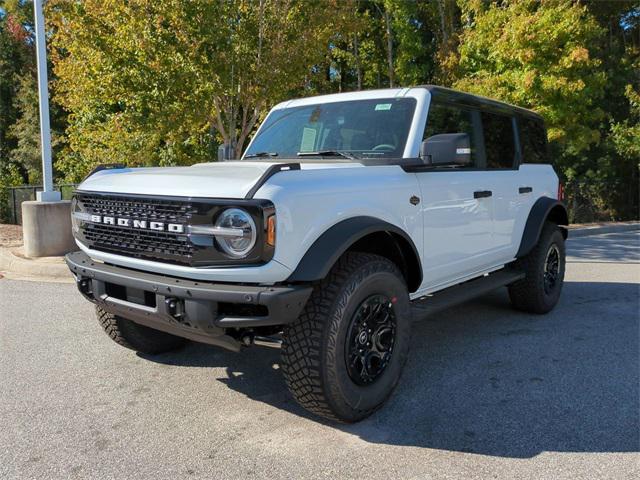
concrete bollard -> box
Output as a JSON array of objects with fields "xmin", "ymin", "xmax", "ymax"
[{"xmin": 21, "ymin": 200, "xmax": 78, "ymax": 257}]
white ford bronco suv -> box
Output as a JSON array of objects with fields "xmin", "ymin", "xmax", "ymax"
[{"xmin": 66, "ymin": 86, "xmax": 568, "ymax": 422}]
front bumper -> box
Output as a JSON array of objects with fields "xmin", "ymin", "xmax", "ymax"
[{"xmin": 65, "ymin": 251, "xmax": 312, "ymax": 351}]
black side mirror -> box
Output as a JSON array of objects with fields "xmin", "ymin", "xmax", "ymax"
[{"xmin": 420, "ymin": 133, "xmax": 472, "ymax": 166}]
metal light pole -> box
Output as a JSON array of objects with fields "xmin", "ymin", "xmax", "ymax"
[
  {"xmin": 21, "ymin": 0, "xmax": 77, "ymax": 257},
  {"xmin": 33, "ymin": 0, "xmax": 60, "ymax": 202}
]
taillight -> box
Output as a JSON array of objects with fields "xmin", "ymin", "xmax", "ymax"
[{"xmin": 558, "ymin": 182, "xmax": 565, "ymax": 201}]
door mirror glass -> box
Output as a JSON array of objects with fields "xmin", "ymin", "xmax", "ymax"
[{"xmin": 420, "ymin": 133, "xmax": 472, "ymax": 166}]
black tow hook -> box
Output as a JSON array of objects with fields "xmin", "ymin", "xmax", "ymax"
[
  {"xmin": 240, "ymin": 332, "xmax": 255, "ymax": 347},
  {"xmin": 165, "ymin": 297, "xmax": 184, "ymax": 319},
  {"xmin": 78, "ymin": 278, "xmax": 93, "ymax": 297}
]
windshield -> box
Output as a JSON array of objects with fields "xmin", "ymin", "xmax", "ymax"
[{"xmin": 244, "ymin": 98, "xmax": 417, "ymax": 160}]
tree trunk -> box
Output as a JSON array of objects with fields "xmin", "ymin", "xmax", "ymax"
[
  {"xmin": 354, "ymin": 34, "xmax": 362, "ymax": 90},
  {"xmin": 258, "ymin": 0, "xmax": 265, "ymax": 64},
  {"xmin": 384, "ymin": 9, "xmax": 394, "ymax": 88},
  {"xmin": 236, "ymin": 103, "xmax": 263, "ymax": 157},
  {"xmin": 437, "ymin": 0, "xmax": 448, "ymax": 44}
]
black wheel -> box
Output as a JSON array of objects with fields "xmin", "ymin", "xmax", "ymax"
[
  {"xmin": 280, "ymin": 252, "xmax": 411, "ymax": 422},
  {"xmin": 508, "ymin": 222, "xmax": 566, "ymax": 314},
  {"xmin": 96, "ymin": 306, "xmax": 187, "ymax": 354}
]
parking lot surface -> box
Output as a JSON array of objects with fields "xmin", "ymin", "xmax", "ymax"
[{"xmin": 1, "ymin": 231, "xmax": 638, "ymax": 479}]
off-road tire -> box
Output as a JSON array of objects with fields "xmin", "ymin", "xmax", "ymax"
[
  {"xmin": 280, "ymin": 252, "xmax": 412, "ymax": 423},
  {"xmin": 96, "ymin": 306, "xmax": 187, "ymax": 354},
  {"xmin": 508, "ymin": 222, "xmax": 566, "ymax": 314}
]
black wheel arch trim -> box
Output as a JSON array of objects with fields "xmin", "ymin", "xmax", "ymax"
[
  {"xmin": 286, "ymin": 216, "xmax": 423, "ymax": 292},
  {"xmin": 516, "ymin": 197, "xmax": 569, "ymax": 258}
]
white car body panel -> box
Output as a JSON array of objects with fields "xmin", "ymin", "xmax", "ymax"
[
  {"xmin": 76, "ymin": 163, "xmax": 423, "ymax": 287},
  {"xmin": 254, "ymin": 164, "xmax": 423, "ymax": 278},
  {"xmin": 74, "ymin": 87, "xmax": 559, "ymax": 299}
]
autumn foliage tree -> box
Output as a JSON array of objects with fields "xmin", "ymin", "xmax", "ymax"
[
  {"xmin": 450, "ymin": 0, "xmax": 606, "ymax": 155},
  {"xmin": 0, "ymin": 0, "xmax": 637, "ymax": 221},
  {"xmin": 48, "ymin": 0, "xmax": 342, "ymax": 179}
]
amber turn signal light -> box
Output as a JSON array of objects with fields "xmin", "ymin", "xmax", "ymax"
[{"xmin": 266, "ymin": 215, "xmax": 276, "ymax": 246}]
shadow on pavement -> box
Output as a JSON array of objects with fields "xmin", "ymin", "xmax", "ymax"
[
  {"xmin": 141, "ymin": 280, "xmax": 640, "ymax": 458},
  {"xmin": 567, "ymin": 231, "xmax": 640, "ymax": 263}
]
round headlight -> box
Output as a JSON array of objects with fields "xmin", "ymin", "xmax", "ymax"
[{"xmin": 214, "ymin": 208, "xmax": 257, "ymax": 258}]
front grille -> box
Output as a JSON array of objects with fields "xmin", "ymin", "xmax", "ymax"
[
  {"xmin": 76, "ymin": 193, "xmax": 194, "ymax": 265},
  {"xmin": 79, "ymin": 195, "xmax": 192, "ymax": 223}
]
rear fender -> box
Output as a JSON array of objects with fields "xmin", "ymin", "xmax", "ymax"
[{"xmin": 516, "ymin": 197, "xmax": 568, "ymax": 258}]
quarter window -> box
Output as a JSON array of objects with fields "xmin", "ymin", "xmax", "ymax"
[
  {"xmin": 423, "ymin": 103, "xmax": 477, "ymax": 166},
  {"xmin": 481, "ymin": 112, "xmax": 516, "ymax": 169},
  {"xmin": 519, "ymin": 116, "xmax": 550, "ymax": 164}
]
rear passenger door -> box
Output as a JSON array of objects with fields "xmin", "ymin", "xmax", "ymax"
[{"xmin": 479, "ymin": 110, "xmax": 523, "ymax": 259}]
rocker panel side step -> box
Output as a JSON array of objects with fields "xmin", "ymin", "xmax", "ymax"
[{"xmin": 411, "ymin": 269, "xmax": 525, "ymax": 320}]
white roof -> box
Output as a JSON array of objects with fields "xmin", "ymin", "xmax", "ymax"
[{"xmin": 272, "ymin": 87, "xmax": 427, "ymax": 110}]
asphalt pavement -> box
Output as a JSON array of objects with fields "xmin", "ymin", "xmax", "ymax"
[{"xmin": 1, "ymin": 231, "xmax": 638, "ymax": 479}]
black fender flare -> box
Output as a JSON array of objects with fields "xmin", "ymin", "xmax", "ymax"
[
  {"xmin": 516, "ymin": 197, "xmax": 569, "ymax": 258},
  {"xmin": 286, "ymin": 216, "xmax": 422, "ymax": 291}
]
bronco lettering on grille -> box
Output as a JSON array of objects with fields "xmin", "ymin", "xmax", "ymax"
[{"xmin": 86, "ymin": 215, "xmax": 184, "ymax": 233}]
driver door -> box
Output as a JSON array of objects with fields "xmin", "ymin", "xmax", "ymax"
[{"xmin": 415, "ymin": 102, "xmax": 496, "ymax": 290}]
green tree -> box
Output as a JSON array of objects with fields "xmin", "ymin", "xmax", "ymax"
[
  {"xmin": 48, "ymin": 0, "xmax": 342, "ymax": 180},
  {"xmin": 0, "ymin": 1, "xmax": 33, "ymax": 183},
  {"xmin": 450, "ymin": 0, "xmax": 607, "ymax": 157},
  {"xmin": 611, "ymin": 84, "xmax": 640, "ymax": 160},
  {"xmin": 325, "ymin": 0, "xmax": 438, "ymax": 93}
]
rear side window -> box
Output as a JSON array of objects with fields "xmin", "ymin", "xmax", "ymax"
[
  {"xmin": 424, "ymin": 103, "xmax": 478, "ymax": 166},
  {"xmin": 481, "ymin": 111, "xmax": 516, "ymax": 169},
  {"xmin": 519, "ymin": 116, "xmax": 550, "ymax": 164}
]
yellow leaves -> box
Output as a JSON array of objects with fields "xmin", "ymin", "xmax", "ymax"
[
  {"xmin": 522, "ymin": 70, "xmax": 536, "ymax": 89},
  {"xmin": 452, "ymin": 0, "xmax": 607, "ymax": 156},
  {"xmin": 519, "ymin": 48, "xmax": 536, "ymax": 64},
  {"xmin": 568, "ymin": 46, "xmax": 589, "ymax": 63},
  {"xmin": 559, "ymin": 46, "xmax": 598, "ymax": 69},
  {"xmin": 547, "ymin": 127, "xmax": 564, "ymax": 144}
]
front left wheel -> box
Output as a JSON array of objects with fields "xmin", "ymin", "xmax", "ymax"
[
  {"xmin": 280, "ymin": 252, "xmax": 412, "ymax": 423},
  {"xmin": 96, "ymin": 306, "xmax": 188, "ymax": 354}
]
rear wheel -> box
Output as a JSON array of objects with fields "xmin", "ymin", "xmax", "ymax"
[
  {"xmin": 508, "ymin": 222, "xmax": 566, "ymax": 314},
  {"xmin": 280, "ymin": 253, "xmax": 412, "ymax": 422},
  {"xmin": 96, "ymin": 306, "xmax": 187, "ymax": 354}
]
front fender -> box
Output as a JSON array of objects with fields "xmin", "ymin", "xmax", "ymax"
[{"xmin": 287, "ymin": 216, "xmax": 421, "ymax": 287}]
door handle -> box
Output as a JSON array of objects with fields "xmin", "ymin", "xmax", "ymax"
[
  {"xmin": 519, "ymin": 186, "xmax": 533, "ymax": 194},
  {"xmin": 473, "ymin": 190, "xmax": 492, "ymax": 199}
]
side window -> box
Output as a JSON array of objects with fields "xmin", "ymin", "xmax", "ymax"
[
  {"xmin": 481, "ymin": 111, "xmax": 516, "ymax": 169},
  {"xmin": 519, "ymin": 116, "xmax": 550, "ymax": 164},
  {"xmin": 423, "ymin": 102, "xmax": 477, "ymax": 166}
]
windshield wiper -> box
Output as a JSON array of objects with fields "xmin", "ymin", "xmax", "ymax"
[
  {"xmin": 244, "ymin": 152, "xmax": 279, "ymax": 159},
  {"xmin": 297, "ymin": 150, "xmax": 358, "ymax": 160}
]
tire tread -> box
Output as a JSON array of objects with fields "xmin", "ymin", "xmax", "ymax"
[
  {"xmin": 281, "ymin": 252, "xmax": 406, "ymax": 422},
  {"xmin": 96, "ymin": 306, "xmax": 186, "ymax": 354},
  {"xmin": 508, "ymin": 222, "xmax": 565, "ymax": 314}
]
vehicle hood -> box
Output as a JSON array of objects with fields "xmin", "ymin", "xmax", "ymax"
[{"xmin": 78, "ymin": 161, "xmax": 362, "ymax": 198}]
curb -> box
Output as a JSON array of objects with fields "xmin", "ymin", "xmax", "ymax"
[
  {"xmin": 568, "ymin": 222, "xmax": 639, "ymax": 238},
  {"xmin": 0, "ymin": 222, "xmax": 637, "ymax": 283},
  {"xmin": 0, "ymin": 247, "xmax": 74, "ymax": 283}
]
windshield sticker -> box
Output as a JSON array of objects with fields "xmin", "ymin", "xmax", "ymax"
[
  {"xmin": 300, "ymin": 127, "xmax": 317, "ymax": 152},
  {"xmin": 375, "ymin": 103, "xmax": 392, "ymax": 111}
]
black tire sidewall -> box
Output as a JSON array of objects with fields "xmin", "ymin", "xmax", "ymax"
[
  {"xmin": 539, "ymin": 228, "xmax": 566, "ymax": 309},
  {"xmin": 323, "ymin": 264, "xmax": 411, "ymax": 420}
]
